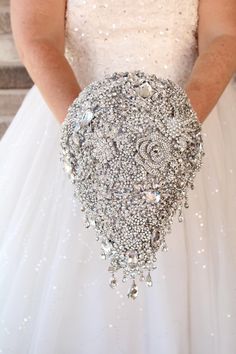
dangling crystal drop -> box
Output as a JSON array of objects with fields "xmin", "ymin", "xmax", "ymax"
[
  {"xmin": 139, "ymin": 273, "xmax": 145, "ymax": 281},
  {"xmin": 109, "ymin": 274, "xmax": 118, "ymax": 289},
  {"xmin": 151, "ymin": 229, "xmax": 161, "ymax": 248},
  {"xmin": 100, "ymin": 252, "xmax": 106, "ymax": 260},
  {"xmin": 161, "ymin": 241, "xmax": 168, "ymax": 252},
  {"xmin": 84, "ymin": 214, "xmax": 90, "ymax": 228},
  {"xmin": 184, "ymin": 194, "xmax": 189, "ymax": 208},
  {"xmin": 108, "ymin": 265, "xmax": 115, "ymax": 272},
  {"xmin": 127, "ymin": 280, "xmax": 138, "ymax": 300},
  {"xmin": 184, "ymin": 200, "xmax": 189, "ymax": 208},
  {"xmin": 122, "ymin": 275, "xmax": 127, "ymax": 283},
  {"xmin": 145, "ymin": 271, "xmax": 153, "ymax": 287},
  {"xmin": 178, "ymin": 205, "xmax": 184, "ymax": 222},
  {"xmin": 178, "ymin": 215, "xmax": 184, "ymax": 222}
]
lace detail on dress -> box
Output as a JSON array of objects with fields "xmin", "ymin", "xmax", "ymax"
[{"xmin": 64, "ymin": 0, "xmax": 199, "ymax": 89}]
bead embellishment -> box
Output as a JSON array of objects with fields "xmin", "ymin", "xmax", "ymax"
[{"xmin": 60, "ymin": 70, "xmax": 205, "ymax": 300}]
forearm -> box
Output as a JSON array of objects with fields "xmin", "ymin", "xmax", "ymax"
[
  {"xmin": 184, "ymin": 34, "xmax": 236, "ymax": 124},
  {"xmin": 20, "ymin": 39, "xmax": 81, "ymax": 123}
]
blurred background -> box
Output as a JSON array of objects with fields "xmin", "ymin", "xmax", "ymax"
[{"xmin": 0, "ymin": 0, "xmax": 33, "ymax": 139}]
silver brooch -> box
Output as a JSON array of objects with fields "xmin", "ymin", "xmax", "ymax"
[{"xmin": 60, "ymin": 70, "xmax": 205, "ymax": 300}]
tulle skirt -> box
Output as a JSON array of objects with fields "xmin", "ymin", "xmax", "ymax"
[{"xmin": 0, "ymin": 80, "xmax": 236, "ymax": 354}]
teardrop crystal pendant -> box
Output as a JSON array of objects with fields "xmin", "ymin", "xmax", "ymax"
[
  {"xmin": 109, "ymin": 274, "xmax": 118, "ymax": 289},
  {"xmin": 139, "ymin": 272, "xmax": 145, "ymax": 281},
  {"xmin": 145, "ymin": 271, "xmax": 153, "ymax": 287},
  {"xmin": 127, "ymin": 280, "xmax": 138, "ymax": 300},
  {"xmin": 161, "ymin": 241, "xmax": 168, "ymax": 252},
  {"xmin": 84, "ymin": 214, "xmax": 90, "ymax": 228}
]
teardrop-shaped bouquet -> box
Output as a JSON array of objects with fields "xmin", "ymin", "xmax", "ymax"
[{"xmin": 60, "ymin": 70, "xmax": 205, "ymax": 300}]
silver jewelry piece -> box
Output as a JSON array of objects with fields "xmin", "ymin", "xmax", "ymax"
[{"xmin": 60, "ymin": 70, "xmax": 205, "ymax": 299}]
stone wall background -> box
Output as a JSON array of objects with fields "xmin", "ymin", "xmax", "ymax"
[{"xmin": 0, "ymin": 0, "xmax": 33, "ymax": 138}]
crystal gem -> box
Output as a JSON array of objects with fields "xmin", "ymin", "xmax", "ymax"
[
  {"xmin": 139, "ymin": 273, "xmax": 145, "ymax": 281},
  {"xmin": 184, "ymin": 200, "xmax": 189, "ymax": 208},
  {"xmin": 72, "ymin": 131, "xmax": 81, "ymax": 145},
  {"xmin": 145, "ymin": 272, "xmax": 153, "ymax": 287},
  {"xmin": 151, "ymin": 229, "xmax": 161, "ymax": 248},
  {"xmin": 126, "ymin": 250, "xmax": 138, "ymax": 264},
  {"xmin": 109, "ymin": 276, "xmax": 118, "ymax": 289},
  {"xmin": 162, "ymin": 243, "xmax": 168, "ymax": 252},
  {"xmin": 101, "ymin": 238, "xmax": 112, "ymax": 254},
  {"xmin": 80, "ymin": 110, "xmax": 94, "ymax": 127},
  {"xmin": 178, "ymin": 215, "xmax": 184, "ymax": 222},
  {"xmin": 122, "ymin": 275, "xmax": 127, "ymax": 283},
  {"xmin": 138, "ymin": 82, "xmax": 153, "ymax": 98},
  {"xmin": 85, "ymin": 220, "xmax": 90, "ymax": 228},
  {"xmin": 144, "ymin": 191, "xmax": 161, "ymax": 203},
  {"xmin": 64, "ymin": 162, "xmax": 72, "ymax": 174},
  {"xmin": 127, "ymin": 280, "xmax": 138, "ymax": 299}
]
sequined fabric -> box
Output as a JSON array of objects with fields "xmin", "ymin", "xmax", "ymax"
[{"xmin": 65, "ymin": 0, "xmax": 199, "ymax": 88}]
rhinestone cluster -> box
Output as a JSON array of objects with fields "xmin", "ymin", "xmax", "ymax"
[{"xmin": 60, "ymin": 70, "xmax": 205, "ymax": 300}]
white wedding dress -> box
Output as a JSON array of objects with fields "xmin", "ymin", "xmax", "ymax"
[{"xmin": 0, "ymin": 0, "xmax": 236, "ymax": 353}]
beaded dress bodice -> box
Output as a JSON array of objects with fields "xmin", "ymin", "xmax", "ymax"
[{"xmin": 65, "ymin": 0, "xmax": 199, "ymax": 89}]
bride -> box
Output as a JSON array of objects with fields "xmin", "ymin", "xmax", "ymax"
[{"xmin": 0, "ymin": 0, "xmax": 236, "ymax": 353}]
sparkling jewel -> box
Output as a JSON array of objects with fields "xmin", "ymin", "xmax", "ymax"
[
  {"xmin": 161, "ymin": 242, "xmax": 168, "ymax": 252},
  {"xmin": 109, "ymin": 275, "xmax": 118, "ymax": 288},
  {"xmin": 127, "ymin": 280, "xmax": 138, "ymax": 299},
  {"xmin": 101, "ymin": 238, "xmax": 112, "ymax": 254},
  {"xmin": 122, "ymin": 275, "xmax": 127, "ymax": 283},
  {"xmin": 126, "ymin": 250, "xmax": 138, "ymax": 265},
  {"xmin": 137, "ymin": 82, "xmax": 153, "ymax": 98},
  {"xmin": 64, "ymin": 162, "xmax": 72, "ymax": 173},
  {"xmin": 184, "ymin": 200, "xmax": 189, "ymax": 208},
  {"xmin": 139, "ymin": 273, "xmax": 145, "ymax": 281},
  {"xmin": 151, "ymin": 229, "xmax": 161, "ymax": 248},
  {"xmin": 85, "ymin": 220, "xmax": 90, "ymax": 228},
  {"xmin": 144, "ymin": 190, "xmax": 161, "ymax": 203},
  {"xmin": 146, "ymin": 272, "xmax": 153, "ymax": 287},
  {"xmin": 80, "ymin": 109, "xmax": 94, "ymax": 127}
]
